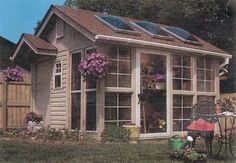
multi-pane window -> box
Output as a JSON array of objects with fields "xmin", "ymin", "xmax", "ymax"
[
  {"xmin": 71, "ymin": 52, "xmax": 81, "ymax": 129},
  {"xmin": 197, "ymin": 57, "xmax": 214, "ymax": 92},
  {"xmin": 172, "ymin": 54, "xmax": 192, "ymax": 90},
  {"xmin": 54, "ymin": 62, "xmax": 62, "ymax": 88},
  {"xmin": 173, "ymin": 95, "xmax": 193, "ymax": 132},
  {"xmin": 105, "ymin": 93, "xmax": 131, "ymax": 126},
  {"xmin": 106, "ymin": 46, "xmax": 131, "ymax": 87},
  {"xmin": 85, "ymin": 47, "xmax": 97, "ymax": 131}
]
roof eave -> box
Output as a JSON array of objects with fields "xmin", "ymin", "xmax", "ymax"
[
  {"xmin": 35, "ymin": 5, "xmax": 96, "ymax": 42},
  {"xmin": 95, "ymin": 34, "xmax": 232, "ymax": 59},
  {"xmin": 11, "ymin": 34, "xmax": 57, "ymax": 61}
]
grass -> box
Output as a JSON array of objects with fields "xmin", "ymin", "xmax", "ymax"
[{"xmin": 0, "ymin": 139, "xmax": 235, "ymax": 163}]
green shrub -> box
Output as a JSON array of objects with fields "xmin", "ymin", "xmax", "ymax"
[
  {"xmin": 43, "ymin": 128, "xmax": 63, "ymax": 140},
  {"xmin": 69, "ymin": 128, "xmax": 80, "ymax": 141},
  {"xmin": 7, "ymin": 128, "xmax": 24, "ymax": 137},
  {"xmin": 101, "ymin": 125, "xmax": 130, "ymax": 143},
  {"xmin": 0, "ymin": 129, "xmax": 4, "ymax": 136}
]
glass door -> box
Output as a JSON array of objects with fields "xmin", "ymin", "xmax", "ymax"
[{"xmin": 140, "ymin": 53, "xmax": 167, "ymax": 134}]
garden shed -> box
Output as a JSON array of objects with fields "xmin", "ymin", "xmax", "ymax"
[{"xmin": 12, "ymin": 5, "xmax": 231, "ymax": 140}]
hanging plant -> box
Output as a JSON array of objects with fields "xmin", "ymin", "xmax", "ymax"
[
  {"xmin": 2, "ymin": 67, "xmax": 24, "ymax": 82},
  {"xmin": 78, "ymin": 52, "xmax": 109, "ymax": 81}
]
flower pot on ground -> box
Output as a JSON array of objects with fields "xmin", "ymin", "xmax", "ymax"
[
  {"xmin": 123, "ymin": 124, "xmax": 140, "ymax": 144},
  {"xmin": 25, "ymin": 112, "xmax": 44, "ymax": 133},
  {"xmin": 27, "ymin": 121, "xmax": 44, "ymax": 133}
]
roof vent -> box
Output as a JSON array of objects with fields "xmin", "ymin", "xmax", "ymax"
[{"xmin": 56, "ymin": 18, "xmax": 64, "ymax": 39}]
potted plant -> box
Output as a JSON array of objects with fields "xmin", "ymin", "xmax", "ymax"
[
  {"xmin": 78, "ymin": 52, "xmax": 109, "ymax": 81},
  {"xmin": 153, "ymin": 73, "xmax": 166, "ymax": 89},
  {"xmin": 123, "ymin": 123, "xmax": 140, "ymax": 143},
  {"xmin": 25, "ymin": 112, "xmax": 44, "ymax": 133},
  {"xmin": 184, "ymin": 149, "xmax": 207, "ymax": 163}
]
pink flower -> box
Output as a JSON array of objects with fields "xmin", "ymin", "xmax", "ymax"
[{"xmin": 154, "ymin": 73, "xmax": 165, "ymax": 82}]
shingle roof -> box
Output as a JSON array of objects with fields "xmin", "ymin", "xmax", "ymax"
[
  {"xmin": 53, "ymin": 5, "xmax": 229, "ymax": 55},
  {"xmin": 23, "ymin": 34, "xmax": 57, "ymax": 51}
]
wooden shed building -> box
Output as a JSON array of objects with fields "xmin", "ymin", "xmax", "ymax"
[{"xmin": 12, "ymin": 5, "xmax": 231, "ymax": 139}]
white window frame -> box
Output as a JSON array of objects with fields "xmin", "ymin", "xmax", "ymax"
[
  {"xmin": 196, "ymin": 57, "xmax": 215, "ymax": 92},
  {"xmin": 172, "ymin": 53, "xmax": 193, "ymax": 91},
  {"xmin": 54, "ymin": 60, "xmax": 62, "ymax": 89},
  {"xmin": 104, "ymin": 93, "xmax": 132, "ymax": 126},
  {"xmin": 172, "ymin": 95, "xmax": 193, "ymax": 132},
  {"xmin": 105, "ymin": 46, "xmax": 132, "ymax": 90}
]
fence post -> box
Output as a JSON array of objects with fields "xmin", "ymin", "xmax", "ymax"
[{"xmin": 2, "ymin": 81, "xmax": 7, "ymax": 132}]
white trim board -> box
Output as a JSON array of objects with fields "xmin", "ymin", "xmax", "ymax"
[{"xmin": 95, "ymin": 34, "xmax": 232, "ymax": 59}]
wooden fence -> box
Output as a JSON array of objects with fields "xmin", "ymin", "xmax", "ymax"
[{"xmin": 0, "ymin": 73, "xmax": 31, "ymax": 130}]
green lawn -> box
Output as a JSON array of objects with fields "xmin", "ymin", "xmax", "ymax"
[{"xmin": 0, "ymin": 139, "xmax": 235, "ymax": 163}]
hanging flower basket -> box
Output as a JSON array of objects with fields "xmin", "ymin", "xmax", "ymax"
[
  {"xmin": 78, "ymin": 52, "xmax": 109, "ymax": 81},
  {"xmin": 2, "ymin": 67, "xmax": 23, "ymax": 82}
]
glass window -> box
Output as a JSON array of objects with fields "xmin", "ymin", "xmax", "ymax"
[
  {"xmin": 105, "ymin": 93, "xmax": 131, "ymax": 126},
  {"xmin": 71, "ymin": 93, "xmax": 81, "ymax": 129},
  {"xmin": 172, "ymin": 54, "xmax": 192, "ymax": 91},
  {"xmin": 173, "ymin": 95, "xmax": 193, "ymax": 132},
  {"xmin": 134, "ymin": 21, "xmax": 171, "ymax": 39},
  {"xmin": 96, "ymin": 15, "xmax": 138, "ymax": 35},
  {"xmin": 197, "ymin": 57, "xmax": 214, "ymax": 92},
  {"xmin": 85, "ymin": 47, "xmax": 97, "ymax": 89},
  {"xmin": 54, "ymin": 62, "xmax": 62, "ymax": 88},
  {"xmin": 86, "ymin": 91, "xmax": 96, "ymax": 131},
  {"xmin": 162, "ymin": 26, "xmax": 201, "ymax": 45},
  {"xmin": 71, "ymin": 53, "xmax": 81, "ymax": 91},
  {"xmin": 105, "ymin": 46, "xmax": 131, "ymax": 88}
]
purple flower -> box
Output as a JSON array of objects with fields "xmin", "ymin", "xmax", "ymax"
[
  {"xmin": 78, "ymin": 52, "xmax": 109, "ymax": 80},
  {"xmin": 154, "ymin": 73, "xmax": 165, "ymax": 82},
  {"xmin": 2, "ymin": 67, "xmax": 24, "ymax": 82}
]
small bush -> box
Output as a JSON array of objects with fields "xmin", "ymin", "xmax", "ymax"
[
  {"xmin": 101, "ymin": 125, "xmax": 130, "ymax": 143},
  {"xmin": 169, "ymin": 149, "xmax": 184, "ymax": 160},
  {"xmin": 7, "ymin": 128, "xmax": 24, "ymax": 136},
  {"xmin": 0, "ymin": 129, "xmax": 4, "ymax": 136},
  {"xmin": 43, "ymin": 128, "xmax": 63, "ymax": 140},
  {"xmin": 68, "ymin": 128, "xmax": 80, "ymax": 141}
]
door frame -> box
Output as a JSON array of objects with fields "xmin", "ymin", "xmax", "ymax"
[{"xmin": 135, "ymin": 48, "xmax": 171, "ymax": 139}]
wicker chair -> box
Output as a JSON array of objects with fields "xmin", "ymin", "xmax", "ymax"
[{"xmin": 187, "ymin": 100, "xmax": 217, "ymax": 155}]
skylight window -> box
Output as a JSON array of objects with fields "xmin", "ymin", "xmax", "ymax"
[
  {"xmin": 131, "ymin": 21, "xmax": 173, "ymax": 40},
  {"xmin": 95, "ymin": 15, "xmax": 140, "ymax": 35},
  {"xmin": 161, "ymin": 26, "xmax": 202, "ymax": 45}
]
